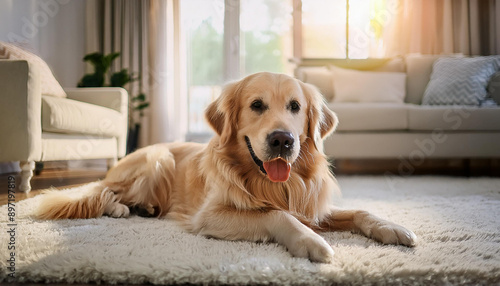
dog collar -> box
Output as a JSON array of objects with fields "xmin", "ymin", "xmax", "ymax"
[{"xmin": 244, "ymin": 136, "xmax": 267, "ymax": 175}]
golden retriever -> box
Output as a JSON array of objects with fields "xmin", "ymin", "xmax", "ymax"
[{"xmin": 36, "ymin": 72, "xmax": 417, "ymax": 263}]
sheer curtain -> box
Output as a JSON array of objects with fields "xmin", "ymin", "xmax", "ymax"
[
  {"xmin": 85, "ymin": 0, "xmax": 186, "ymax": 148},
  {"xmin": 383, "ymin": 0, "xmax": 500, "ymax": 56}
]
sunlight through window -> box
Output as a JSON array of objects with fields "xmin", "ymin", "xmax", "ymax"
[
  {"xmin": 302, "ymin": 0, "xmax": 388, "ymax": 59},
  {"xmin": 181, "ymin": 0, "xmax": 224, "ymax": 134}
]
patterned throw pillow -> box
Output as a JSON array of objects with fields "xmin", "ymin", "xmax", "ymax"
[
  {"xmin": 0, "ymin": 42, "xmax": 66, "ymax": 98},
  {"xmin": 422, "ymin": 57, "xmax": 500, "ymax": 106}
]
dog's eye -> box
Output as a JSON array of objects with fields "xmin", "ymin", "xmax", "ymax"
[
  {"xmin": 251, "ymin": 99, "xmax": 267, "ymax": 113},
  {"xmin": 289, "ymin": 100, "xmax": 300, "ymax": 113}
]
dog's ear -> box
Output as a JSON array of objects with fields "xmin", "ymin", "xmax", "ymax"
[
  {"xmin": 301, "ymin": 82, "xmax": 338, "ymax": 151},
  {"xmin": 205, "ymin": 97, "xmax": 225, "ymax": 137},
  {"xmin": 205, "ymin": 80, "xmax": 242, "ymax": 146}
]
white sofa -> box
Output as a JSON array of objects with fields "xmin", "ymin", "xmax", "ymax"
[
  {"xmin": 295, "ymin": 56, "xmax": 500, "ymax": 161},
  {"xmin": 0, "ymin": 60, "xmax": 128, "ymax": 192}
]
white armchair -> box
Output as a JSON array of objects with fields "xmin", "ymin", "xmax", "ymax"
[{"xmin": 0, "ymin": 60, "xmax": 128, "ymax": 192}]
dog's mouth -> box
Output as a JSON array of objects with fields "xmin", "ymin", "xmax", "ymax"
[{"xmin": 245, "ymin": 136, "xmax": 292, "ymax": 183}]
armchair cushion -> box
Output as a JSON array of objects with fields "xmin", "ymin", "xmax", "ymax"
[
  {"xmin": 0, "ymin": 42, "xmax": 66, "ymax": 98},
  {"xmin": 42, "ymin": 96, "xmax": 124, "ymax": 137}
]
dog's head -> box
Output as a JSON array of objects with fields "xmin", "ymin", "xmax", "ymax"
[{"xmin": 205, "ymin": 72, "xmax": 337, "ymax": 183}]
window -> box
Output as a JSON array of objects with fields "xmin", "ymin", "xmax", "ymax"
[
  {"xmin": 301, "ymin": 0, "xmax": 346, "ymax": 58},
  {"xmin": 181, "ymin": 0, "xmax": 293, "ymax": 137},
  {"xmin": 301, "ymin": 0, "xmax": 390, "ymax": 59},
  {"xmin": 240, "ymin": 0, "xmax": 293, "ymax": 76},
  {"xmin": 181, "ymin": 0, "xmax": 224, "ymax": 134}
]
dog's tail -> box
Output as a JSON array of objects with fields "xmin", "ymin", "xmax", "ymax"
[{"xmin": 35, "ymin": 182, "xmax": 116, "ymax": 219}]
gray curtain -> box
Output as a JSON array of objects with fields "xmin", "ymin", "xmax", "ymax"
[
  {"xmin": 453, "ymin": 0, "xmax": 500, "ymax": 55},
  {"xmin": 86, "ymin": 0, "xmax": 180, "ymax": 146},
  {"xmin": 86, "ymin": 0, "xmax": 150, "ymax": 117}
]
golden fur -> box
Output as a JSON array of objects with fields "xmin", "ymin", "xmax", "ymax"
[{"xmin": 36, "ymin": 72, "xmax": 416, "ymax": 262}]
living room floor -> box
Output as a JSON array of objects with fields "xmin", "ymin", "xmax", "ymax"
[
  {"xmin": 0, "ymin": 167, "xmax": 106, "ymax": 205},
  {"xmin": 0, "ymin": 159, "xmax": 499, "ymax": 286}
]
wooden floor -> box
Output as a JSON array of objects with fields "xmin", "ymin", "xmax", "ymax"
[{"xmin": 0, "ymin": 168, "xmax": 106, "ymax": 205}]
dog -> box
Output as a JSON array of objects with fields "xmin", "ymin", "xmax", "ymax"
[{"xmin": 36, "ymin": 72, "xmax": 417, "ymax": 263}]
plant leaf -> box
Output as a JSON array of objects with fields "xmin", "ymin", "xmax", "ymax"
[
  {"xmin": 133, "ymin": 93, "xmax": 146, "ymax": 102},
  {"xmin": 110, "ymin": 69, "xmax": 131, "ymax": 87},
  {"xmin": 135, "ymin": 102, "xmax": 150, "ymax": 110}
]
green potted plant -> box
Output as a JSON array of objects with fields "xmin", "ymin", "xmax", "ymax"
[{"xmin": 78, "ymin": 52, "xmax": 149, "ymax": 153}]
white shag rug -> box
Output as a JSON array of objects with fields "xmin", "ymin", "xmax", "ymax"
[{"xmin": 1, "ymin": 176, "xmax": 499, "ymax": 285}]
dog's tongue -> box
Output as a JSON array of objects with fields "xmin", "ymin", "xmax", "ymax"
[{"xmin": 263, "ymin": 158, "xmax": 291, "ymax": 182}]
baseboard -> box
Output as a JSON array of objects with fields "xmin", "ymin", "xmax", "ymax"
[{"xmin": 331, "ymin": 158, "xmax": 500, "ymax": 176}]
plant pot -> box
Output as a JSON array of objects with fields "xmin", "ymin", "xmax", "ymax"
[{"xmin": 126, "ymin": 123, "xmax": 141, "ymax": 154}]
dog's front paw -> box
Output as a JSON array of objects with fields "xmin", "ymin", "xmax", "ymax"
[
  {"xmin": 288, "ymin": 233, "xmax": 334, "ymax": 263},
  {"xmin": 355, "ymin": 211, "xmax": 417, "ymax": 247},
  {"xmin": 104, "ymin": 202, "xmax": 130, "ymax": 218},
  {"xmin": 371, "ymin": 222, "xmax": 417, "ymax": 246}
]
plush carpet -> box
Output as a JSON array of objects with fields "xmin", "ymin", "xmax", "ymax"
[{"xmin": 1, "ymin": 176, "xmax": 499, "ymax": 285}]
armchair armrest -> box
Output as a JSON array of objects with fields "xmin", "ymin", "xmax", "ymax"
[
  {"xmin": 0, "ymin": 60, "xmax": 42, "ymax": 162},
  {"xmin": 65, "ymin": 87, "xmax": 128, "ymax": 115},
  {"xmin": 65, "ymin": 87, "xmax": 129, "ymax": 158}
]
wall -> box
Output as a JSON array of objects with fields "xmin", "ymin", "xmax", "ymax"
[{"xmin": 0, "ymin": 0, "xmax": 86, "ymax": 88}]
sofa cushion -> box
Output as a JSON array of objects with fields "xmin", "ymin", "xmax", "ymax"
[
  {"xmin": 42, "ymin": 96, "xmax": 124, "ymax": 137},
  {"xmin": 0, "ymin": 42, "xmax": 66, "ymax": 98},
  {"xmin": 295, "ymin": 67, "xmax": 334, "ymax": 101},
  {"xmin": 408, "ymin": 105, "xmax": 500, "ymax": 131},
  {"xmin": 296, "ymin": 58, "xmax": 405, "ymax": 102},
  {"xmin": 328, "ymin": 103, "xmax": 409, "ymax": 131},
  {"xmin": 422, "ymin": 56, "xmax": 500, "ymax": 106},
  {"xmin": 331, "ymin": 66, "xmax": 406, "ymax": 104}
]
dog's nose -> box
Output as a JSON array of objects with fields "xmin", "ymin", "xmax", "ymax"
[{"xmin": 267, "ymin": 131, "xmax": 294, "ymax": 157}]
